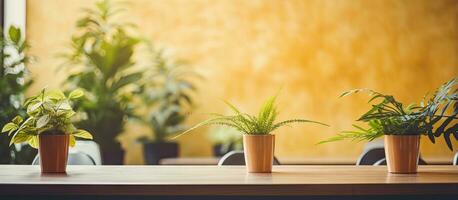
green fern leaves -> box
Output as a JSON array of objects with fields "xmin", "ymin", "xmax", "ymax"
[{"xmin": 174, "ymin": 95, "xmax": 328, "ymax": 138}]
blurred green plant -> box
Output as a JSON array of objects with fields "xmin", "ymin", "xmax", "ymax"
[
  {"xmin": 60, "ymin": 0, "xmax": 143, "ymax": 162},
  {"xmin": 320, "ymin": 78, "xmax": 458, "ymax": 150},
  {"xmin": 208, "ymin": 126, "xmax": 243, "ymax": 153},
  {"xmin": 138, "ymin": 49, "xmax": 198, "ymax": 142},
  {"xmin": 0, "ymin": 26, "xmax": 36, "ymax": 164},
  {"xmin": 1, "ymin": 88, "xmax": 93, "ymax": 148},
  {"xmin": 175, "ymin": 95, "xmax": 328, "ymax": 137}
]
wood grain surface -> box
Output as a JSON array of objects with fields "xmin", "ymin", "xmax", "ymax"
[{"xmin": 0, "ymin": 165, "xmax": 457, "ymax": 196}]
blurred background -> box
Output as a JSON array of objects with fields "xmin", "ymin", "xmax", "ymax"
[{"xmin": 1, "ymin": 0, "xmax": 457, "ymax": 165}]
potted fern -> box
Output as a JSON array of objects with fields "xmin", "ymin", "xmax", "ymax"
[
  {"xmin": 138, "ymin": 49, "xmax": 197, "ymax": 165},
  {"xmin": 176, "ymin": 95, "xmax": 328, "ymax": 173},
  {"xmin": 320, "ymin": 78, "xmax": 458, "ymax": 174},
  {"xmin": 1, "ymin": 89, "xmax": 93, "ymax": 173}
]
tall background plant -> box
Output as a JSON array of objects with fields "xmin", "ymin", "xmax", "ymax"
[
  {"xmin": 136, "ymin": 48, "xmax": 198, "ymax": 164},
  {"xmin": 61, "ymin": 0, "xmax": 143, "ymax": 164},
  {"xmin": 139, "ymin": 49, "xmax": 197, "ymax": 142},
  {"xmin": 0, "ymin": 26, "xmax": 36, "ymax": 164}
]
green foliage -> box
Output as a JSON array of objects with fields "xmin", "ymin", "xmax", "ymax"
[
  {"xmin": 139, "ymin": 49, "xmax": 198, "ymax": 142},
  {"xmin": 1, "ymin": 26, "xmax": 31, "ymax": 124},
  {"xmin": 175, "ymin": 95, "xmax": 328, "ymax": 138},
  {"xmin": 320, "ymin": 78, "xmax": 458, "ymax": 150},
  {"xmin": 61, "ymin": 0, "xmax": 143, "ymax": 148},
  {"xmin": 0, "ymin": 26, "xmax": 33, "ymax": 163},
  {"xmin": 208, "ymin": 126, "xmax": 243, "ymax": 151},
  {"xmin": 1, "ymin": 89, "xmax": 93, "ymax": 149}
]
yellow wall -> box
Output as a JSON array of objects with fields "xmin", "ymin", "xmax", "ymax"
[{"xmin": 26, "ymin": 0, "xmax": 458, "ymax": 164}]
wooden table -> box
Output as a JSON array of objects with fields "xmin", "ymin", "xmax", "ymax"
[
  {"xmin": 160, "ymin": 156, "xmax": 452, "ymax": 165},
  {"xmin": 160, "ymin": 157, "xmax": 220, "ymax": 165},
  {"xmin": 1, "ymin": 165, "xmax": 457, "ymax": 200},
  {"xmin": 159, "ymin": 157, "xmax": 358, "ymax": 165}
]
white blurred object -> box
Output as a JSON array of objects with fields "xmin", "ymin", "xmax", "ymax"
[
  {"xmin": 4, "ymin": 0, "xmax": 26, "ymax": 33},
  {"xmin": 71, "ymin": 141, "xmax": 102, "ymax": 165},
  {"xmin": 453, "ymin": 152, "xmax": 458, "ymax": 166}
]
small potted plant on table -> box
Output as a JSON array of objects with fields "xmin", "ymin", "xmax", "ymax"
[
  {"xmin": 175, "ymin": 95, "xmax": 328, "ymax": 173},
  {"xmin": 1, "ymin": 89, "xmax": 93, "ymax": 173},
  {"xmin": 320, "ymin": 78, "xmax": 458, "ymax": 174}
]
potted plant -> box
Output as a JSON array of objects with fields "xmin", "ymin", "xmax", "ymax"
[
  {"xmin": 176, "ymin": 95, "xmax": 328, "ymax": 173},
  {"xmin": 320, "ymin": 78, "xmax": 458, "ymax": 174},
  {"xmin": 208, "ymin": 126, "xmax": 243, "ymax": 157},
  {"xmin": 60, "ymin": 0, "xmax": 143, "ymax": 164},
  {"xmin": 138, "ymin": 49, "xmax": 198, "ymax": 165},
  {"xmin": 1, "ymin": 89, "xmax": 93, "ymax": 173},
  {"xmin": 0, "ymin": 26, "xmax": 37, "ymax": 164}
]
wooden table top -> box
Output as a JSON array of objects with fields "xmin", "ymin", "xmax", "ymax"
[
  {"xmin": 1, "ymin": 165, "xmax": 458, "ymax": 196},
  {"xmin": 159, "ymin": 156, "xmax": 453, "ymax": 165},
  {"xmin": 159, "ymin": 157, "xmax": 359, "ymax": 165}
]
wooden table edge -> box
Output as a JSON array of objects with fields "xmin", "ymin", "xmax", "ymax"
[{"xmin": 1, "ymin": 183, "xmax": 457, "ymax": 196}]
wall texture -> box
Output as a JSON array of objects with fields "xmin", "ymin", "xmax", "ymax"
[{"xmin": 26, "ymin": 0, "xmax": 458, "ymax": 164}]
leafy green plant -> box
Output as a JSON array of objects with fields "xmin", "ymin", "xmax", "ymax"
[
  {"xmin": 60, "ymin": 0, "xmax": 143, "ymax": 154},
  {"xmin": 1, "ymin": 89, "xmax": 93, "ymax": 148},
  {"xmin": 320, "ymin": 78, "xmax": 458, "ymax": 150},
  {"xmin": 208, "ymin": 126, "xmax": 243, "ymax": 152},
  {"xmin": 175, "ymin": 96, "xmax": 328, "ymax": 138},
  {"xmin": 139, "ymin": 49, "xmax": 197, "ymax": 142},
  {"xmin": 0, "ymin": 26, "xmax": 34, "ymax": 163}
]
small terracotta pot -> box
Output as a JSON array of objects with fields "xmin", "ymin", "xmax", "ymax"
[
  {"xmin": 243, "ymin": 134, "xmax": 275, "ymax": 173},
  {"xmin": 39, "ymin": 134, "xmax": 70, "ymax": 173},
  {"xmin": 384, "ymin": 135, "xmax": 420, "ymax": 174}
]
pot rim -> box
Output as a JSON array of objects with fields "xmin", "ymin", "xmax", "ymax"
[
  {"xmin": 39, "ymin": 134, "xmax": 70, "ymax": 138},
  {"xmin": 243, "ymin": 134, "xmax": 274, "ymax": 137},
  {"xmin": 384, "ymin": 135, "xmax": 421, "ymax": 137}
]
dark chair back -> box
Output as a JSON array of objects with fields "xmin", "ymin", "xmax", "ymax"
[
  {"xmin": 218, "ymin": 150, "xmax": 280, "ymax": 166},
  {"xmin": 373, "ymin": 158, "xmax": 386, "ymax": 166},
  {"xmin": 32, "ymin": 151, "xmax": 96, "ymax": 165},
  {"xmin": 357, "ymin": 148, "xmax": 386, "ymax": 165}
]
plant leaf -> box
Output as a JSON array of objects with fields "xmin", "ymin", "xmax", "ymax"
[
  {"xmin": 27, "ymin": 102, "xmax": 43, "ymax": 114},
  {"xmin": 68, "ymin": 88, "xmax": 84, "ymax": 99},
  {"xmin": 172, "ymin": 117, "xmax": 235, "ymax": 139},
  {"xmin": 72, "ymin": 129, "xmax": 93, "ymax": 139},
  {"xmin": 28, "ymin": 136, "xmax": 39, "ymax": 149},
  {"xmin": 8, "ymin": 26, "xmax": 21, "ymax": 44},
  {"xmin": 2, "ymin": 123, "xmax": 18, "ymax": 133},
  {"xmin": 12, "ymin": 116, "xmax": 23, "ymax": 124},
  {"xmin": 272, "ymin": 119, "xmax": 329, "ymax": 132},
  {"xmin": 36, "ymin": 114, "xmax": 50, "ymax": 128},
  {"xmin": 110, "ymin": 72, "xmax": 142, "ymax": 91},
  {"xmin": 69, "ymin": 135, "xmax": 76, "ymax": 147},
  {"xmin": 46, "ymin": 90, "xmax": 66, "ymax": 100},
  {"xmin": 10, "ymin": 132, "xmax": 31, "ymax": 146}
]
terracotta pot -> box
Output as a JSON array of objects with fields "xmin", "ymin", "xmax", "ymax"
[
  {"xmin": 39, "ymin": 134, "xmax": 70, "ymax": 173},
  {"xmin": 384, "ymin": 135, "xmax": 420, "ymax": 174},
  {"xmin": 243, "ymin": 134, "xmax": 275, "ymax": 173}
]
